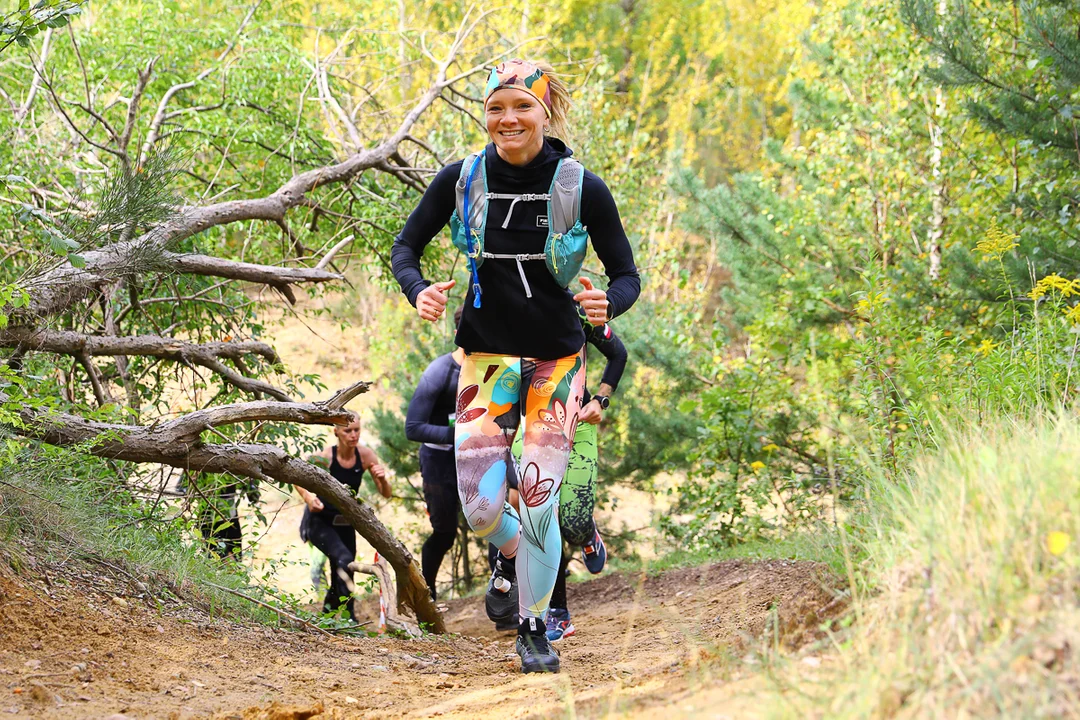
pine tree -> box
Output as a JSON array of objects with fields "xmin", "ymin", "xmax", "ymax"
[{"xmin": 902, "ymin": 0, "xmax": 1080, "ymax": 274}]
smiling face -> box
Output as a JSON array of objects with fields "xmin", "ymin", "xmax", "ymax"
[{"xmin": 485, "ymin": 87, "xmax": 548, "ymax": 165}]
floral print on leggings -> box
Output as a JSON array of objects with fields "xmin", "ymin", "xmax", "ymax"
[{"xmin": 455, "ymin": 349, "xmax": 585, "ymax": 619}]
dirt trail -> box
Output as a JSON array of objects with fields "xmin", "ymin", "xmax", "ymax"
[{"xmin": 0, "ymin": 559, "xmax": 840, "ymax": 719}]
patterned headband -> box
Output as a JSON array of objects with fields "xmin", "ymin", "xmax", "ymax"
[{"xmin": 484, "ymin": 59, "xmax": 552, "ymax": 117}]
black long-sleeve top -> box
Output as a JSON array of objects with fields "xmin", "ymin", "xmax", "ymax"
[
  {"xmin": 404, "ymin": 352, "xmax": 460, "ymax": 446},
  {"xmin": 392, "ymin": 139, "xmax": 640, "ymax": 360}
]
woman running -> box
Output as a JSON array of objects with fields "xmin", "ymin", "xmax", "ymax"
[
  {"xmin": 297, "ymin": 412, "xmax": 391, "ymax": 619},
  {"xmin": 392, "ymin": 59, "xmax": 639, "ymax": 673}
]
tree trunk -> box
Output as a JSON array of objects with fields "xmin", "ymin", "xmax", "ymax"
[{"xmin": 926, "ymin": 0, "xmax": 948, "ymax": 282}]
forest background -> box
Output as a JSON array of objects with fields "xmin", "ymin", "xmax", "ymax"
[{"xmin": 1, "ymin": 0, "xmax": 1079, "ymax": 715}]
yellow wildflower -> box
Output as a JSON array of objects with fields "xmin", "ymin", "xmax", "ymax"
[
  {"xmin": 750, "ymin": 461, "xmax": 766, "ymax": 472},
  {"xmin": 975, "ymin": 218, "xmax": 1018, "ymax": 261},
  {"xmin": 855, "ymin": 291, "xmax": 888, "ymax": 315},
  {"xmin": 762, "ymin": 444, "xmax": 780, "ymax": 452},
  {"xmin": 976, "ymin": 339, "xmax": 997, "ymax": 356},
  {"xmin": 1047, "ymin": 531, "xmax": 1070, "ymax": 556},
  {"xmin": 1029, "ymin": 273, "xmax": 1080, "ymax": 301},
  {"xmin": 1066, "ymin": 304, "xmax": 1080, "ymax": 326}
]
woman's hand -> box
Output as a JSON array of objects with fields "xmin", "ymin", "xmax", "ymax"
[
  {"xmin": 574, "ymin": 277, "xmax": 609, "ymax": 326},
  {"xmin": 416, "ymin": 279, "xmax": 456, "ymax": 322},
  {"xmin": 306, "ymin": 495, "xmax": 325, "ymax": 513},
  {"xmin": 579, "ymin": 398, "xmax": 604, "ymax": 425}
]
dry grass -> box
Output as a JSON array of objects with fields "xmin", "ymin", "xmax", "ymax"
[{"xmin": 765, "ymin": 415, "xmax": 1080, "ymax": 717}]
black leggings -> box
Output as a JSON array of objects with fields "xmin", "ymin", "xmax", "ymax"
[
  {"xmin": 307, "ymin": 510, "xmax": 357, "ymax": 617},
  {"xmin": 420, "ymin": 446, "xmax": 459, "ymax": 601}
]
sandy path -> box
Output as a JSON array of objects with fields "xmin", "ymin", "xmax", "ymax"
[{"xmin": 0, "ymin": 558, "xmax": 840, "ymax": 719}]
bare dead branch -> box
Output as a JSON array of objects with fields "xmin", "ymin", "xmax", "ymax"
[
  {"xmin": 23, "ymin": 39, "xmax": 465, "ymax": 320},
  {"xmin": 437, "ymin": 93, "xmax": 484, "ymax": 129},
  {"xmin": 218, "ymin": 0, "xmax": 264, "ymax": 62},
  {"xmin": 15, "ymin": 28, "xmax": 53, "ymax": 123},
  {"xmin": 41, "ymin": 69, "xmax": 126, "ymax": 159},
  {"xmin": 203, "ymin": 580, "xmax": 337, "ymax": 636},
  {"xmin": 324, "ymin": 379, "xmax": 370, "ymax": 409},
  {"xmin": 0, "ymin": 326, "xmax": 280, "ymax": 365},
  {"xmin": 118, "ymin": 57, "xmax": 158, "ymax": 161},
  {"xmin": 160, "ymin": 383, "xmax": 369, "ymax": 439},
  {"xmin": 139, "ymin": 67, "xmax": 219, "ymax": 167},
  {"xmin": 77, "ymin": 351, "xmax": 113, "ymax": 407},
  {"xmin": 1, "ymin": 326, "xmax": 291, "ymax": 400},
  {"xmin": 404, "ymin": 133, "xmax": 447, "ymax": 166},
  {"xmin": 314, "ymin": 234, "xmax": 354, "ymax": 271},
  {"xmin": 66, "ymin": 24, "xmax": 91, "ymax": 110}
]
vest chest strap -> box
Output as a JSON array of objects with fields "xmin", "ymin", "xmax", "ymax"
[
  {"xmin": 485, "ymin": 193, "xmax": 553, "ymax": 229},
  {"xmin": 480, "ymin": 252, "xmax": 547, "ymax": 298}
]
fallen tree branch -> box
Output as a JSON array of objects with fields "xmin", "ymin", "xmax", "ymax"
[
  {"xmin": 0, "ymin": 327, "xmax": 280, "ymax": 364},
  {"xmin": 0, "ymin": 327, "xmax": 290, "ymax": 401},
  {"xmin": 20, "ymin": 28, "xmax": 477, "ymax": 321},
  {"xmin": 6, "ymin": 389, "xmax": 444, "ymax": 631}
]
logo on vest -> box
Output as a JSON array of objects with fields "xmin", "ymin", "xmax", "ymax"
[{"xmin": 536, "ymin": 215, "xmax": 549, "ymax": 228}]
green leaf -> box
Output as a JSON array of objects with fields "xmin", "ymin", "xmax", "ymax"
[
  {"xmin": 67, "ymin": 253, "xmax": 86, "ymax": 268},
  {"xmin": 677, "ymin": 399, "xmax": 698, "ymax": 413}
]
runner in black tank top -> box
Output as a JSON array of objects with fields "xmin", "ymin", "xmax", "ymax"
[{"xmin": 297, "ymin": 413, "xmax": 390, "ymax": 618}]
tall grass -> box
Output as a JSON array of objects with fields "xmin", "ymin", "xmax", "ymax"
[{"xmin": 772, "ymin": 416, "xmax": 1080, "ymax": 717}]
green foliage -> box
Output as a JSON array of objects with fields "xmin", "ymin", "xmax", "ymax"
[
  {"xmin": 665, "ymin": 0, "xmax": 1080, "ymax": 550},
  {"xmin": 903, "ymin": 0, "xmax": 1080, "ymax": 277},
  {"xmin": 0, "ymin": 1, "xmax": 83, "ymax": 53}
]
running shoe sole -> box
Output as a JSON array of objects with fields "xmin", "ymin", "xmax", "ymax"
[{"xmin": 582, "ymin": 532, "xmax": 607, "ymax": 574}]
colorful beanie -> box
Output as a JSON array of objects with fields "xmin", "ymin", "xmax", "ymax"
[{"xmin": 484, "ymin": 59, "xmax": 551, "ymax": 117}]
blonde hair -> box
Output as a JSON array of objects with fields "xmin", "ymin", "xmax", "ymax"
[
  {"xmin": 335, "ymin": 410, "xmax": 361, "ymax": 432},
  {"xmin": 534, "ymin": 60, "xmax": 572, "ymax": 141}
]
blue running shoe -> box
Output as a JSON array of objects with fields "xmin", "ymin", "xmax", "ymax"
[
  {"xmin": 581, "ymin": 529, "xmax": 607, "ymax": 574},
  {"xmin": 545, "ymin": 608, "xmax": 575, "ymax": 642}
]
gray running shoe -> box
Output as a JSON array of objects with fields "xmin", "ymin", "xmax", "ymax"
[
  {"xmin": 485, "ymin": 553, "xmax": 517, "ymax": 625},
  {"xmin": 516, "ymin": 616, "xmax": 560, "ymax": 673}
]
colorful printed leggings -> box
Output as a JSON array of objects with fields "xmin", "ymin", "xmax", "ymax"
[
  {"xmin": 455, "ymin": 350, "xmax": 586, "ymax": 620},
  {"xmin": 512, "ymin": 420, "xmax": 598, "ymax": 547}
]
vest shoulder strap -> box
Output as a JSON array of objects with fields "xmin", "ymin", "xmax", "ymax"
[{"xmin": 549, "ymin": 157, "xmax": 585, "ymax": 235}]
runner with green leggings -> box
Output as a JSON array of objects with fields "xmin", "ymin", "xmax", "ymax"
[{"xmin": 504, "ymin": 301, "xmax": 627, "ymax": 640}]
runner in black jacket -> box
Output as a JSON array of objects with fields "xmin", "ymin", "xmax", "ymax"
[{"xmin": 405, "ymin": 337, "xmax": 465, "ymax": 602}]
